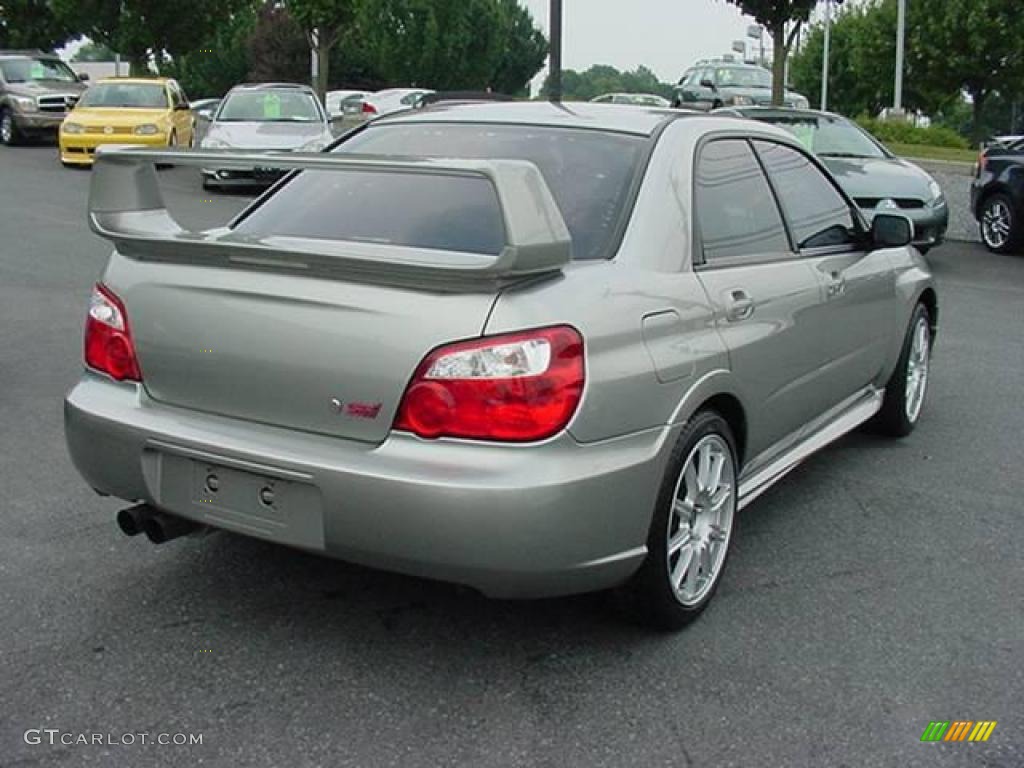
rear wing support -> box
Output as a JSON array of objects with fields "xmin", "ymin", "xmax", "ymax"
[{"xmin": 88, "ymin": 147, "xmax": 572, "ymax": 290}]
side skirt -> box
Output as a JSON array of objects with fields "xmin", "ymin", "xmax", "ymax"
[{"xmin": 737, "ymin": 387, "xmax": 884, "ymax": 511}]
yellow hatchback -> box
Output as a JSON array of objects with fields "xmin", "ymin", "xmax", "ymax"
[{"xmin": 59, "ymin": 77, "xmax": 195, "ymax": 166}]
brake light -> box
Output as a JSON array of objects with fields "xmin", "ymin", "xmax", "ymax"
[
  {"xmin": 84, "ymin": 284, "xmax": 142, "ymax": 382},
  {"xmin": 361, "ymin": 102, "xmax": 377, "ymax": 115},
  {"xmin": 394, "ymin": 326, "xmax": 585, "ymax": 442}
]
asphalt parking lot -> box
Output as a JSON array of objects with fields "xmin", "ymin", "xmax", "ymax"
[{"xmin": 1, "ymin": 143, "xmax": 1022, "ymax": 768}]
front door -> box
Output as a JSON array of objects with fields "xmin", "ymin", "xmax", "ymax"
[{"xmin": 692, "ymin": 138, "xmax": 832, "ymax": 460}]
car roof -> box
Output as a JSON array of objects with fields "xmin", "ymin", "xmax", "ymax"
[
  {"xmin": 229, "ymin": 82, "xmax": 314, "ymax": 93},
  {"xmin": 376, "ymin": 101, "xmax": 692, "ymax": 137}
]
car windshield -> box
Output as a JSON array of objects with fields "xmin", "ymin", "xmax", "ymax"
[
  {"xmin": 236, "ymin": 123, "xmax": 647, "ymax": 261},
  {"xmin": 0, "ymin": 57, "xmax": 78, "ymax": 83},
  {"xmin": 78, "ymin": 83, "xmax": 168, "ymax": 108},
  {"xmin": 756, "ymin": 114, "xmax": 888, "ymax": 159},
  {"xmin": 217, "ymin": 90, "xmax": 322, "ymax": 122},
  {"xmin": 716, "ymin": 67, "xmax": 771, "ymax": 89}
]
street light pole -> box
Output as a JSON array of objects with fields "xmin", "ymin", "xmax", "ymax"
[
  {"xmin": 820, "ymin": 0, "xmax": 831, "ymax": 111},
  {"xmin": 894, "ymin": 0, "xmax": 906, "ymax": 112},
  {"xmin": 549, "ymin": 0, "xmax": 563, "ymax": 102}
]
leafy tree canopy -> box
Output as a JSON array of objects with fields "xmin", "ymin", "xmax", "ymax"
[
  {"xmin": 541, "ymin": 64, "xmax": 674, "ymax": 102},
  {"xmin": 0, "ymin": 0, "xmax": 74, "ymax": 51}
]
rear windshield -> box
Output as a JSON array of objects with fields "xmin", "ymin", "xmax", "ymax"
[
  {"xmin": 234, "ymin": 171, "xmax": 506, "ymax": 255},
  {"xmin": 236, "ymin": 123, "xmax": 647, "ymax": 261}
]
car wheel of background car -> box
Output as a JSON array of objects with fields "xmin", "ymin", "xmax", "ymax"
[
  {"xmin": 624, "ymin": 410, "xmax": 738, "ymax": 630},
  {"xmin": 0, "ymin": 108, "xmax": 23, "ymax": 146},
  {"xmin": 979, "ymin": 194, "xmax": 1020, "ymax": 254},
  {"xmin": 873, "ymin": 303, "xmax": 932, "ymax": 437}
]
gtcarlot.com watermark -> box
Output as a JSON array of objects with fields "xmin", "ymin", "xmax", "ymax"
[{"xmin": 24, "ymin": 729, "xmax": 203, "ymax": 747}]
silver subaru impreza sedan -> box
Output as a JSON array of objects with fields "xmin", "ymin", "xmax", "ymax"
[{"xmin": 64, "ymin": 103, "xmax": 937, "ymax": 629}]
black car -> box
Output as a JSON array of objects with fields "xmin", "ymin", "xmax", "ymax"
[{"xmin": 972, "ymin": 139, "xmax": 1024, "ymax": 253}]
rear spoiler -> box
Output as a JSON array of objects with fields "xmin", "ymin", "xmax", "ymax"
[{"xmin": 88, "ymin": 147, "xmax": 572, "ymax": 290}]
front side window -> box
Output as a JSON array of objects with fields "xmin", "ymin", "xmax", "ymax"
[
  {"xmin": 78, "ymin": 83, "xmax": 169, "ymax": 109},
  {"xmin": 695, "ymin": 139, "xmax": 790, "ymax": 263},
  {"xmin": 754, "ymin": 140, "xmax": 859, "ymax": 250}
]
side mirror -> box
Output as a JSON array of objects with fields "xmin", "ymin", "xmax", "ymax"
[
  {"xmin": 700, "ymin": 78, "xmax": 716, "ymax": 90},
  {"xmin": 872, "ymin": 213, "xmax": 913, "ymax": 248},
  {"xmin": 78, "ymin": 72, "xmax": 90, "ymax": 82}
]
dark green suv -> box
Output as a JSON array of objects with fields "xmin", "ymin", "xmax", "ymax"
[{"xmin": 672, "ymin": 61, "xmax": 809, "ymax": 111}]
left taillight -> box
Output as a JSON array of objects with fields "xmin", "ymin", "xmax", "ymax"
[
  {"xmin": 393, "ymin": 326, "xmax": 585, "ymax": 443},
  {"xmin": 84, "ymin": 283, "xmax": 142, "ymax": 382}
]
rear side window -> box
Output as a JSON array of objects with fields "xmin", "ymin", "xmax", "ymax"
[
  {"xmin": 753, "ymin": 140, "xmax": 858, "ymax": 250},
  {"xmin": 695, "ymin": 139, "xmax": 790, "ymax": 263},
  {"xmin": 233, "ymin": 171, "xmax": 506, "ymax": 255}
]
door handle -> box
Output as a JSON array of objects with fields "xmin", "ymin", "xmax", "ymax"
[
  {"xmin": 725, "ymin": 289, "xmax": 755, "ymax": 322},
  {"xmin": 826, "ymin": 271, "xmax": 847, "ymax": 298}
]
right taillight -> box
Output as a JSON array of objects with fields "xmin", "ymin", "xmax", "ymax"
[
  {"xmin": 394, "ymin": 326, "xmax": 585, "ymax": 443},
  {"xmin": 84, "ymin": 283, "xmax": 142, "ymax": 382},
  {"xmin": 361, "ymin": 102, "xmax": 377, "ymax": 115}
]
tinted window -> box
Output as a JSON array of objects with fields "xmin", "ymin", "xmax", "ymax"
[
  {"xmin": 696, "ymin": 139, "xmax": 790, "ymax": 262},
  {"xmin": 754, "ymin": 141, "xmax": 858, "ymax": 249},
  {"xmin": 326, "ymin": 123, "xmax": 646, "ymax": 261},
  {"xmin": 234, "ymin": 171, "xmax": 506, "ymax": 255}
]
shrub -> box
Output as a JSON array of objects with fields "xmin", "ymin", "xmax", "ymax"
[{"xmin": 856, "ymin": 116, "xmax": 969, "ymax": 149}]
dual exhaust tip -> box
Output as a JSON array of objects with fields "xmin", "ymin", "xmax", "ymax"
[{"xmin": 117, "ymin": 503, "xmax": 202, "ymax": 544}]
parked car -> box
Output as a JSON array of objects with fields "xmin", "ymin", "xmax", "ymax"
[
  {"xmin": 674, "ymin": 60, "xmax": 809, "ymax": 111},
  {"xmin": 199, "ymin": 82, "xmax": 336, "ymax": 188},
  {"xmin": 58, "ymin": 77, "xmax": 195, "ymax": 166},
  {"xmin": 717, "ymin": 107, "xmax": 948, "ymax": 251},
  {"xmin": 591, "ymin": 93, "xmax": 671, "ymax": 107},
  {"xmin": 358, "ymin": 88, "xmax": 434, "ymax": 119},
  {"xmin": 326, "ymin": 89, "xmax": 371, "ymax": 118},
  {"xmin": 0, "ymin": 49, "xmax": 88, "ymax": 145},
  {"xmin": 66, "ymin": 104, "xmax": 936, "ymax": 629},
  {"xmin": 972, "ymin": 140, "xmax": 1024, "ymax": 253},
  {"xmin": 190, "ymin": 97, "xmax": 221, "ymax": 122}
]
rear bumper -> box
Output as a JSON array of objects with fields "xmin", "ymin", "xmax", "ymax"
[{"xmin": 65, "ymin": 374, "xmax": 667, "ymax": 598}]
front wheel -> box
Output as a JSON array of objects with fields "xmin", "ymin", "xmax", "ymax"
[
  {"xmin": 980, "ymin": 194, "xmax": 1021, "ymax": 254},
  {"xmin": 873, "ymin": 303, "xmax": 932, "ymax": 437},
  {"xmin": 624, "ymin": 411, "xmax": 738, "ymax": 630},
  {"xmin": 0, "ymin": 108, "xmax": 22, "ymax": 146}
]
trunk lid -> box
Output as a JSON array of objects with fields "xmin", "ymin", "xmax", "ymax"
[{"xmin": 112, "ymin": 256, "xmax": 496, "ymax": 443}]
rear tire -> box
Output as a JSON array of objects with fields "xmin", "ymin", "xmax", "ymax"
[
  {"xmin": 623, "ymin": 411, "xmax": 738, "ymax": 630},
  {"xmin": 873, "ymin": 303, "xmax": 932, "ymax": 437},
  {"xmin": 0, "ymin": 108, "xmax": 23, "ymax": 146},
  {"xmin": 979, "ymin": 193, "xmax": 1021, "ymax": 254}
]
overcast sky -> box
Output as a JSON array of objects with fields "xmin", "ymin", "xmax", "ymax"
[{"xmin": 519, "ymin": 0, "xmax": 764, "ymax": 85}]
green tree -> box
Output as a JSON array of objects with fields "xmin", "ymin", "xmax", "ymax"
[
  {"xmin": 541, "ymin": 64, "xmax": 674, "ymax": 101},
  {"xmin": 724, "ymin": 0, "xmax": 816, "ymax": 104},
  {"xmin": 246, "ymin": 3, "xmax": 308, "ymax": 85},
  {"xmin": 286, "ymin": 0, "xmax": 357, "ymax": 103},
  {"xmin": 0, "ymin": 0, "xmax": 74, "ymax": 50},
  {"xmin": 52, "ymin": 0, "xmax": 249, "ymax": 74},
  {"xmin": 158, "ymin": 6, "xmax": 258, "ymax": 98},
  {"xmin": 71, "ymin": 41, "xmax": 117, "ymax": 62},
  {"xmin": 490, "ymin": 0, "xmax": 547, "ymax": 96}
]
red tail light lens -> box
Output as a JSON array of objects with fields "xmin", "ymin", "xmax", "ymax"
[
  {"xmin": 394, "ymin": 326, "xmax": 585, "ymax": 442},
  {"xmin": 361, "ymin": 102, "xmax": 377, "ymax": 115},
  {"xmin": 84, "ymin": 284, "xmax": 142, "ymax": 382}
]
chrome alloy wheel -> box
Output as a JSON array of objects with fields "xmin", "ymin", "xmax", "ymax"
[
  {"xmin": 905, "ymin": 315, "xmax": 930, "ymax": 424},
  {"xmin": 982, "ymin": 199, "xmax": 1012, "ymax": 249},
  {"xmin": 666, "ymin": 434, "xmax": 736, "ymax": 606}
]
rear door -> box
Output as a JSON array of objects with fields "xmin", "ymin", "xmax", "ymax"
[
  {"xmin": 692, "ymin": 138, "xmax": 831, "ymax": 459},
  {"xmin": 753, "ymin": 140, "xmax": 898, "ymax": 396}
]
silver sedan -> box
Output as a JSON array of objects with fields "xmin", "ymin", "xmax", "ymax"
[{"xmin": 65, "ymin": 104, "xmax": 937, "ymax": 629}]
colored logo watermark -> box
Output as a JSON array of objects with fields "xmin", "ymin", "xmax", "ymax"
[{"xmin": 921, "ymin": 721, "xmax": 997, "ymax": 742}]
